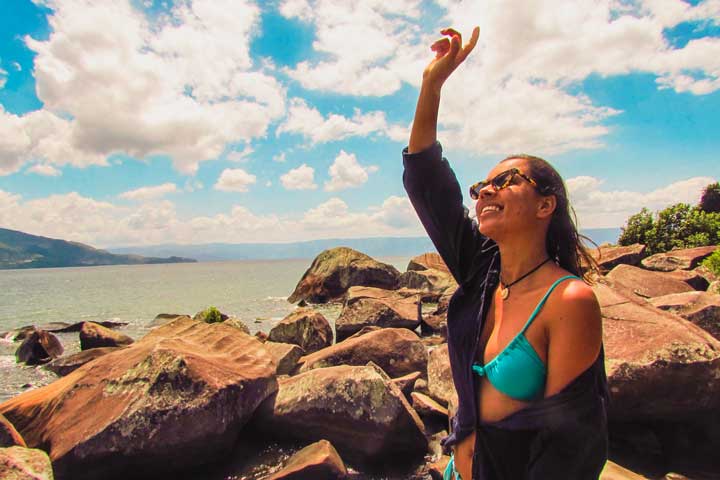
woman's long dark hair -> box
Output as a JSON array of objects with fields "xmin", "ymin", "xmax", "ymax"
[{"xmin": 501, "ymin": 154, "xmax": 599, "ymax": 282}]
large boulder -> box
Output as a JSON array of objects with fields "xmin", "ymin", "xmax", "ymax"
[
  {"xmin": 268, "ymin": 308, "xmax": 333, "ymax": 354},
  {"xmin": 335, "ymin": 287, "xmax": 421, "ymax": 341},
  {"xmin": 287, "ymin": 247, "xmax": 400, "ymax": 304},
  {"xmin": 267, "ymin": 440, "xmax": 347, "ymax": 480},
  {"xmin": 298, "ymin": 328, "xmax": 427, "ymax": 378},
  {"xmin": 0, "ymin": 317, "xmax": 277, "ymax": 480},
  {"xmin": 596, "ymin": 281, "xmax": 720, "ymax": 421},
  {"xmin": 254, "ymin": 365, "xmax": 427, "ymax": 464},
  {"xmin": 0, "ymin": 414, "xmax": 25, "ymax": 448},
  {"xmin": 79, "ymin": 322, "xmax": 134, "ymax": 350},
  {"xmin": 426, "ymin": 345, "xmax": 455, "ymax": 408},
  {"xmin": 640, "ymin": 246, "xmax": 717, "ymax": 272},
  {"xmin": 0, "ymin": 446, "xmax": 54, "ymax": 480},
  {"xmin": 589, "ymin": 244, "xmax": 646, "ymax": 272},
  {"xmin": 407, "ymin": 253, "xmax": 450, "ymax": 273},
  {"xmin": 262, "ymin": 342, "xmax": 304, "ymax": 375},
  {"xmin": 396, "ymin": 269, "xmax": 457, "ymax": 295},
  {"xmin": 605, "ymin": 264, "xmax": 694, "ymax": 299},
  {"xmin": 44, "ymin": 347, "xmax": 121, "ymax": 377},
  {"xmin": 649, "ymin": 291, "xmax": 720, "ymax": 340},
  {"xmin": 15, "ymin": 330, "xmax": 63, "ymax": 365}
]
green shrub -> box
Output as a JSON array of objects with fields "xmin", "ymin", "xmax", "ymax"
[
  {"xmin": 702, "ymin": 250, "xmax": 720, "ymax": 276},
  {"xmin": 700, "ymin": 182, "xmax": 720, "ymax": 213},
  {"xmin": 195, "ymin": 306, "xmax": 223, "ymax": 323}
]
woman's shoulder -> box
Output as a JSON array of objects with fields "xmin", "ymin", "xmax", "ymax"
[{"xmin": 543, "ymin": 270, "xmax": 600, "ymax": 322}]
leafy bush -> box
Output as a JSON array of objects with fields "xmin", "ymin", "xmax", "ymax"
[
  {"xmin": 700, "ymin": 182, "xmax": 720, "ymax": 213},
  {"xmin": 619, "ymin": 203, "xmax": 720, "ymax": 255},
  {"xmin": 702, "ymin": 249, "xmax": 720, "ymax": 276},
  {"xmin": 195, "ymin": 306, "xmax": 223, "ymax": 324}
]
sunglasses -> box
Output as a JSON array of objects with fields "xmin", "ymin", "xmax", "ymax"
[{"xmin": 469, "ymin": 168, "xmax": 539, "ymax": 200}]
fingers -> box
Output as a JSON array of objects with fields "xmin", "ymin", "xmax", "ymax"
[
  {"xmin": 431, "ymin": 37, "xmax": 450, "ymax": 58},
  {"xmin": 456, "ymin": 26, "xmax": 480, "ymax": 63},
  {"xmin": 441, "ymin": 27, "xmax": 462, "ymax": 46}
]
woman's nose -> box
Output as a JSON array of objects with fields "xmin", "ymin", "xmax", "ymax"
[{"xmin": 478, "ymin": 183, "xmax": 495, "ymax": 198}]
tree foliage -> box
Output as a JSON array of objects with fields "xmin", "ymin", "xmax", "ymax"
[
  {"xmin": 619, "ymin": 202, "xmax": 720, "ymax": 255},
  {"xmin": 702, "ymin": 249, "xmax": 720, "ymax": 276},
  {"xmin": 700, "ymin": 182, "xmax": 720, "ymax": 213}
]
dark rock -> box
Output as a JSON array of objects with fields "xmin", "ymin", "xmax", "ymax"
[
  {"xmin": 287, "ymin": 247, "xmax": 400, "ymax": 304},
  {"xmin": 298, "ymin": 328, "xmax": 427, "ymax": 378},
  {"xmin": 0, "ymin": 317, "xmax": 277, "ymax": 480},
  {"xmin": 45, "ymin": 347, "xmax": 120, "ymax": 376},
  {"xmin": 0, "ymin": 446, "xmax": 54, "ymax": 480},
  {"xmin": 15, "ymin": 330, "xmax": 63, "ymax": 365},
  {"xmin": 411, "ymin": 392, "xmax": 448, "ymax": 419},
  {"xmin": 389, "ymin": 371, "xmax": 422, "ymax": 397},
  {"xmin": 1, "ymin": 326, "xmax": 37, "ymax": 342},
  {"xmin": 269, "ymin": 308, "xmax": 333, "ymax": 354},
  {"xmin": 263, "ymin": 342, "xmax": 304, "ymax": 375},
  {"xmin": 44, "ymin": 320, "xmax": 129, "ymax": 333},
  {"xmin": 267, "ymin": 439, "xmax": 347, "ymax": 480},
  {"xmin": 254, "ymin": 365, "xmax": 427, "ymax": 464},
  {"xmin": 79, "ymin": 322, "xmax": 134, "ymax": 350},
  {"xmin": 649, "ymin": 291, "xmax": 720, "ymax": 340},
  {"xmin": 255, "ymin": 331, "xmax": 269, "ymax": 342},
  {"xmin": 640, "ymin": 246, "xmax": 717, "ymax": 272},
  {"xmin": 605, "ymin": 264, "xmax": 694, "ymax": 299},
  {"xmin": 335, "ymin": 287, "xmax": 421, "ymax": 341},
  {"xmin": 0, "ymin": 414, "xmax": 25, "ymax": 448}
]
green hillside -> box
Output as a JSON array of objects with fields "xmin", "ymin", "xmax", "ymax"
[{"xmin": 0, "ymin": 227, "xmax": 196, "ymax": 270}]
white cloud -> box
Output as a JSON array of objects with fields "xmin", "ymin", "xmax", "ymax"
[
  {"xmin": 0, "ymin": 68, "xmax": 7, "ymax": 89},
  {"xmin": 273, "ymin": 152, "xmax": 286, "ymax": 163},
  {"xmin": 119, "ymin": 183, "xmax": 178, "ymax": 201},
  {"xmin": 214, "ymin": 168, "xmax": 257, "ymax": 192},
  {"xmin": 1, "ymin": 0, "xmax": 286, "ymax": 176},
  {"xmin": 324, "ymin": 150, "xmax": 377, "ymax": 191},
  {"xmin": 281, "ymin": 163, "xmax": 317, "ymax": 190},
  {"xmin": 277, "ymin": 98, "xmax": 390, "ymax": 144},
  {"xmin": 26, "ymin": 164, "xmax": 61, "ymax": 176},
  {"xmin": 227, "ymin": 145, "xmax": 254, "ymax": 163},
  {"xmin": 567, "ymin": 175, "xmax": 717, "ymax": 228},
  {"xmin": 12, "ymin": 62, "xmax": 22, "ymax": 72}
]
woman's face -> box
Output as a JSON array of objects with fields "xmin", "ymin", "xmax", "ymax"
[{"xmin": 474, "ymin": 158, "xmax": 547, "ymax": 241}]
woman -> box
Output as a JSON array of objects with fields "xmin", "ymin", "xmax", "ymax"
[{"xmin": 403, "ymin": 27, "xmax": 609, "ymax": 479}]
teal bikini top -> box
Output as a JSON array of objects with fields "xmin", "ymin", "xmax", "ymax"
[{"xmin": 472, "ymin": 275, "xmax": 580, "ymax": 402}]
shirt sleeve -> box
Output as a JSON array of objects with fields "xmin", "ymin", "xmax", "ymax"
[{"xmin": 402, "ymin": 141, "xmax": 496, "ymax": 286}]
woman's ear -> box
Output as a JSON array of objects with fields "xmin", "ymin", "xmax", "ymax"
[{"xmin": 537, "ymin": 195, "xmax": 557, "ymax": 219}]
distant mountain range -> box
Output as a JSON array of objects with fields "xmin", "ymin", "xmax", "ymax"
[
  {"xmin": 109, "ymin": 228, "xmax": 622, "ymax": 262},
  {"xmin": 0, "ymin": 227, "xmax": 196, "ymax": 270}
]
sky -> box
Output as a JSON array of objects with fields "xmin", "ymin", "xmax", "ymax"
[{"xmin": 0, "ymin": 0, "xmax": 719, "ymax": 248}]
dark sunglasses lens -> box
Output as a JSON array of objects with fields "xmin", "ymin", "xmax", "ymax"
[
  {"xmin": 492, "ymin": 170, "xmax": 514, "ymax": 189},
  {"xmin": 470, "ymin": 181, "xmax": 487, "ymax": 199}
]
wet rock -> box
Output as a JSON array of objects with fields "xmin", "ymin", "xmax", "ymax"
[
  {"xmin": 44, "ymin": 347, "xmax": 120, "ymax": 377},
  {"xmin": 287, "ymin": 247, "xmax": 400, "ymax": 304},
  {"xmin": 411, "ymin": 392, "xmax": 448, "ymax": 419},
  {"xmin": 267, "ymin": 439, "xmax": 347, "ymax": 480},
  {"xmin": 298, "ymin": 328, "xmax": 427, "ymax": 378},
  {"xmin": 605, "ymin": 264, "xmax": 694, "ymax": 299},
  {"xmin": 390, "ymin": 371, "xmax": 422, "ymax": 398},
  {"xmin": 599, "ymin": 460, "xmax": 647, "ymax": 479},
  {"xmin": 15, "ymin": 330, "xmax": 63, "ymax": 365},
  {"xmin": 254, "ymin": 365, "xmax": 427, "ymax": 464},
  {"xmin": 0, "ymin": 317, "xmax": 277, "ymax": 480},
  {"xmin": 222, "ymin": 317, "xmax": 251, "ymax": 335},
  {"xmin": 149, "ymin": 314, "xmax": 191, "ymax": 328},
  {"xmin": 263, "ymin": 342, "xmax": 304, "ymax": 375},
  {"xmin": 599, "ymin": 282, "xmax": 720, "ymax": 421},
  {"xmin": 397, "ymin": 269, "xmax": 457, "ymax": 296},
  {"xmin": 335, "ymin": 287, "xmax": 421, "ymax": 341},
  {"xmin": 427, "ymin": 345, "xmax": 455, "ymax": 407},
  {"xmin": 640, "ymin": 246, "xmax": 717, "ymax": 272},
  {"xmin": 79, "ymin": 322, "xmax": 134, "ymax": 350},
  {"xmin": 0, "ymin": 446, "xmax": 54, "ymax": 480},
  {"xmin": 269, "ymin": 308, "xmax": 333, "ymax": 354},
  {"xmin": 589, "ymin": 244, "xmax": 646, "ymax": 273},
  {"xmin": 649, "ymin": 291, "xmax": 720, "ymax": 340},
  {"xmin": 0, "ymin": 414, "xmax": 25, "ymax": 448}
]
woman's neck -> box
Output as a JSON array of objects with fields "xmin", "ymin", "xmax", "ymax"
[{"xmin": 497, "ymin": 238, "xmax": 550, "ymax": 285}]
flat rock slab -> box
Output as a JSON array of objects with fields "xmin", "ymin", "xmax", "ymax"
[
  {"xmin": 0, "ymin": 446, "xmax": 54, "ymax": 480},
  {"xmin": 298, "ymin": 327, "xmax": 427, "ymax": 378},
  {"xmin": 0, "ymin": 318, "xmax": 277, "ymax": 480},
  {"xmin": 255, "ymin": 365, "xmax": 427, "ymax": 464},
  {"xmin": 649, "ymin": 291, "xmax": 720, "ymax": 340},
  {"xmin": 269, "ymin": 308, "xmax": 333, "ymax": 354},
  {"xmin": 605, "ymin": 264, "xmax": 694, "ymax": 299},
  {"xmin": 590, "ymin": 244, "xmax": 646, "ymax": 272},
  {"xmin": 390, "ymin": 371, "xmax": 422, "ymax": 397},
  {"xmin": 44, "ymin": 347, "xmax": 121, "ymax": 377},
  {"xmin": 268, "ymin": 439, "xmax": 347, "ymax": 480},
  {"xmin": 79, "ymin": 322, "xmax": 133, "ymax": 350},
  {"xmin": 601, "ymin": 284, "xmax": 720, "ymax": 421},
  {"xmin": 335, "ymin": 287, "xmax": 421, "ymax": 340},
  {"xmin": 410, "ymin": 392, "xmax": 448, "ymax": 418},
  {"xmin": 663, "ymin": 269, "xmax": 710, "ymax": 291},
  {"xmin": 640, "ymin": 246, "xmax": 717, "ymax": 272},
  {"xmin": 287, "ymin": 247, "xmax": 400, "ymax": 304}
]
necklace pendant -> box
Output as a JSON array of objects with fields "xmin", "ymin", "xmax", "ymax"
[{"xmin": 500, "ymin": 287, "xmax": 509, "ymax": 300}]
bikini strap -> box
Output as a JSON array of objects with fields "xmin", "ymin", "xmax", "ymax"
[{"xmin": 520, "ymin": 275, "xmax": 581, "ymax": 334}]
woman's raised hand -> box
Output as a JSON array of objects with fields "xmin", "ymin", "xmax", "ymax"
[{"xmin": 423, "ymin": 26, "xmax": 480, "ymax": 92}]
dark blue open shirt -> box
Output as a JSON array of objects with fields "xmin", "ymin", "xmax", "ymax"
[{"xmin": 403, "ymin": 142, "xmax": 609, "ymax": 478}]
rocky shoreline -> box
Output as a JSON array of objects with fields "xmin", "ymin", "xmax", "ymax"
[{"xmin": 1, "ymin": 244, "xmax": 719, "ymax": 479}]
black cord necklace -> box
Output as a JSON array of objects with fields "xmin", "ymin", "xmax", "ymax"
[{"xmin": 500, "ymin": 257, "xmax": 551, "ymax": 300}]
